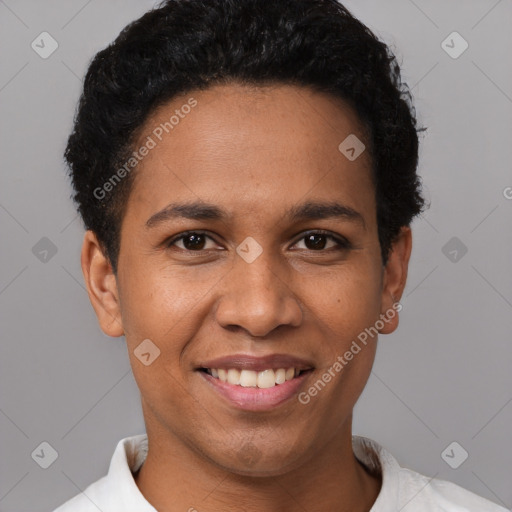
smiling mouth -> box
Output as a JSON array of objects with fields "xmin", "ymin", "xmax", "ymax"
[{"xmin": 199, "ymin": 367, "xmax": 310, "ymax": 389}]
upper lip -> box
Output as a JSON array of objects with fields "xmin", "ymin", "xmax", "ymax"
[{"xmin": 197, "ymin": 353, "xmax": 314, "ymax": 372}]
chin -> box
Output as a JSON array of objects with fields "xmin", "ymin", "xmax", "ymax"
[{"xmin": 204, "ymin": 439, "xmax": 307, "ymax": 478}]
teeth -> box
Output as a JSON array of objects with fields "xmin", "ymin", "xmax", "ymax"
[
  {"xmin": 257, "ymin": 369, "xmax": 275, "ymax": 388},
  {"xmin": 239, "ymin": 369, "xmax": 258, "ymax": 387},
  {"xmin": 275, "ymin": 368, "xmax": 286, "ymax": 385},
  {"xmin": 206, "ymin": 367, "xmax": 303, "ymax": 388},
  {"xmin": 227, "ymin": 368, "xmax": 240, "ymax": 385}
]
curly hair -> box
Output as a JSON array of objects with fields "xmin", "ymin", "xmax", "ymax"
[{"xmin": 65, "ymin": 0, "xmax": 427, "ymax": 274}]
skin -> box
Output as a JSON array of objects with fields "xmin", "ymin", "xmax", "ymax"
[{"xmin": 81, "ymin": 83, "xmax": 412, "ymax": 512}]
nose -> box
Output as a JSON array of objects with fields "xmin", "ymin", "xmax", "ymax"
[{"xmin": 214, "ymin": 251, "xmax": 303, "ymax": 338}]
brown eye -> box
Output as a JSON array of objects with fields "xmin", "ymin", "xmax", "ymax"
[
  {"xmin": 166, "ymin": 231, "xmax": 218, "ymax": 251},
  {"xmin": 181, "ymin": 233, "xmax": 206, "ymax": 250},
  {"xmin": 304, "ymin": 233, "xmax": 328, "ymax": 250},
  {"xmin": 293, "ymin": 231, "xmax": 351, "ymax": 251}
]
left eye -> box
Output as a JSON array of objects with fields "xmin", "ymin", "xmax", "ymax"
[{"xmin": 293, "ymin": 231, "xmax": 350, "ymax": 251}]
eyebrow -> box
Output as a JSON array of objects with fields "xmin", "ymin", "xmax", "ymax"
[{"xmin": 145, "ymin": 200, "xmax": 366, "ymax": 230}]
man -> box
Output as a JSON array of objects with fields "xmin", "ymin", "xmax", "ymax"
[{"xmin": 54, "ymin": 0, "xmax": 508, "ymax": 510}]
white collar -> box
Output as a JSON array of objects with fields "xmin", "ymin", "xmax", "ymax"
[
  {"xmin": 104, "ymin": 434, "xmax": 396, "ymax": 510},
  {"xmin": 55, "ymin": 433, "xmax": 508, "ymax": 511}
]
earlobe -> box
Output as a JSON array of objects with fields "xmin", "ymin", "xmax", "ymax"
[
  {"xmin": 81, "ymin": 230, "xmax": 124, "ymax": 337},
  {"xmin": 378, "ymin": 226, "xmax": 413, "ymax": 335}
]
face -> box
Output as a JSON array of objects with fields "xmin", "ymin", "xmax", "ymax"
[{"xmin": 83, "ymin": 83, "xmax": 411, "ymax": 476}]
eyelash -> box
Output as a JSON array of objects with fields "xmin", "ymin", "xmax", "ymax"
[{"xmin": 165, "ymin": 230, "xmax": 351, "ymax": 252}]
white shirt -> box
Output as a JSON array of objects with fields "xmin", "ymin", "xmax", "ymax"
[{"xmin": 53, "ymin": 434, "xmax": 508, "ymax": 511}]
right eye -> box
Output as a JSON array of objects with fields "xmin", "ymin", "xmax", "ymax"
[{"xmin": 165, "ymin": 231, "xmax": 222, "ymax": 252}]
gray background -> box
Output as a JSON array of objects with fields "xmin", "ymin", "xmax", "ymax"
[{"xmin": 1, "ymin": 0, "xmax": 511, "ymax": 510}]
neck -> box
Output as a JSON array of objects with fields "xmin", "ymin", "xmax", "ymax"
[{"xmin": 134, "ymin": 422, "xmax": 381, "ymax": 512}]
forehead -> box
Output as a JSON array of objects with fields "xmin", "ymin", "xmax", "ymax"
[{"xmin": 124, "ymin": 83, "xmax": 375, "ymax": 228}]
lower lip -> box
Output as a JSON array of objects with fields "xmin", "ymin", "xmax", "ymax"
[{"xmin": 199, "ymin": 370, "xmax": 312, "ymax": 411}]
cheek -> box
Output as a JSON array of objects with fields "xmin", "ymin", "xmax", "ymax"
[
  {"xmin": 118, "ymin": 261, "xmax": 220, "ymax": 396},
  {"xmin": 303, "ymin": 272, "xmax": 380, "ymax": 419},
  {"xmin": 119, "ymin": 259, "xmax": 210, "ymax": 341},
  {"xmin": 306, "ymin": 263, "xmax": 382, "ymax": 341},
  {"xmin": 118, "ymin": 270, "xmax": 198, "ymax": 411}
]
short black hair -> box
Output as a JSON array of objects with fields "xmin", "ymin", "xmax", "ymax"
[{"xmin": 65, "ymin": 0, "xmax": 427, "ymax": 274}]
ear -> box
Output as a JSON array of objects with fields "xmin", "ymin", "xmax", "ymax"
[
  {"xmin": 378, "ymin": 226, "xmax": 412, "ymax": 335},
  {"xmin": 81, "ymin": 230, "xmax": 124, "ymax": 337}
]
